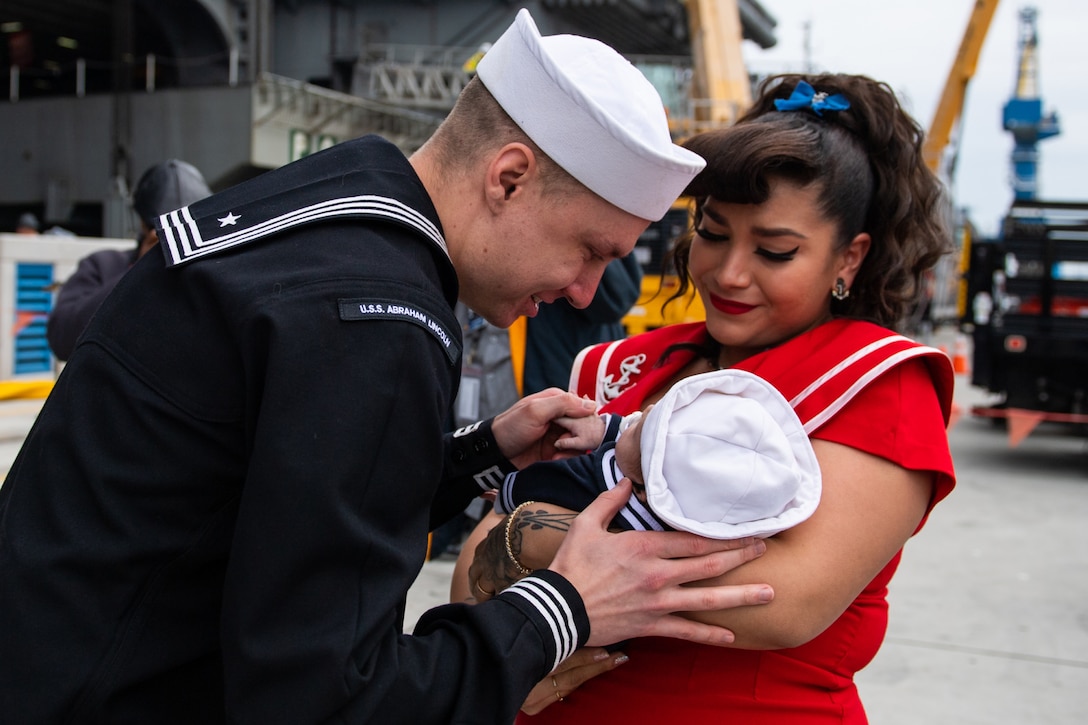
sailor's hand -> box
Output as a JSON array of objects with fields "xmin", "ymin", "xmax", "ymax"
[
  {"xmin": 492, "ymin": 389, "xmax": 597, "ymax": 469},
  {"xmin": 550, "ymin": 479, "xmax": 775, "ymax": 648}
]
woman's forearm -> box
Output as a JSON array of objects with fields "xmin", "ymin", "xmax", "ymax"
[
  {"xmin": 509, "ymin": 503, "xmax": 577, "ymax": 570},
  {"xmin": 468, "ymin": 503, "xmax": 576, "ymax": 596},
  {"xmin": 683, "ymin": 442, "xmax": 933, "ymax": 649}
]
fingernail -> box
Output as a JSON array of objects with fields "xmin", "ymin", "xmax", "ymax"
[
  {"xmin": 582, "ymin": 398, "xmax": 596, "ymax": 409},
  {"xmin": 753, "ymin": 539, "xmax": 767, "ymax": 555},
  {"xmin": 757, "ymin": 587, "xmax": 774, "ymax": 603},
  {"xmin": 613, "ymin": 654, "xmax": 629, "ymax": 665},
  {"xmin": 593, "ymin": 650, "xmax": 610, "ymax": 661}
]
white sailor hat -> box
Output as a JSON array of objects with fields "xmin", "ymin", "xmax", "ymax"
[
  {"xmin": 475, "ymin": 8, "xmax": 706, "ymax": 221},
  {"xmin": 640, "ymin": 369, "xmax": 822, "ymax": 539}
]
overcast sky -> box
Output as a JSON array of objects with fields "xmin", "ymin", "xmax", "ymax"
[{"xmin": 741, "ymin": 0, "xmax": 1085, "ymax": 237}]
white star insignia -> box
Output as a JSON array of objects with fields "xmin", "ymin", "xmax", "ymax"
[{"xmin": 218, "ymin": 212, "xmax": 240, "ymax": 227}]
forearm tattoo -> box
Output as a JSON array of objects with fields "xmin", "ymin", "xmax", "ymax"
[
  {"xmin": 482, "ymin": 508, "xmax": 577, "ymax": 592},
  {"xmin": 517, "ymin": 508, "xmax": 575, "ymax": 536},
  {"xmin": 509, "ymin": 507, "xmax": 576, "ymax": 571},
  {"xmin": 477, "ymin": 518, "xmax": 522, "ymax": 591}
]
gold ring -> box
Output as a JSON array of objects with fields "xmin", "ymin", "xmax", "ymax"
[
  {"xmin": 473, "ymin": 577, "xmax": 495, "ymax": 598},
  {"xmin": 552, "ymin": 675, "xmax": 564, "ymax": 702}
]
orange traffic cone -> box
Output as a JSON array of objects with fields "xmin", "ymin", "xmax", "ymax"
[
  {"xmin": 952, "ymin": 333, "xmax": 970, "ymax": 375},
  {"xmin": 947, "ymin": 401, "xmax": 962, "ymax": 430}
]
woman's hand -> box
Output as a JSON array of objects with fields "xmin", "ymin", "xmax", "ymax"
[{"xmin": 520, "ymin": 647, "xmax": 629, "ymax": 715}]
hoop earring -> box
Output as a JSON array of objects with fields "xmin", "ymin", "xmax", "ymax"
[{"xmin": 832, "ymin": 278, "xmax": 850, "ymax": 301}]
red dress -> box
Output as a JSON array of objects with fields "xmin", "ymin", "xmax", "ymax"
[{"xmin": 523, "ymin": 319, "xmax": 956, "ymax": 724}]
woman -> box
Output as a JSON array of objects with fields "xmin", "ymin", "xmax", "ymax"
[{"xmin": 457, "ymin": 73, "xmax": 956, "ymax": 723}]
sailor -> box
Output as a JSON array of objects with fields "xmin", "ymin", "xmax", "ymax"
[{"xmin": 0, "ymin": 10, "xmax": 771, "ymax": 723}]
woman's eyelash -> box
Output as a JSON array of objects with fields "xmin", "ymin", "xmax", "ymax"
[
  {"xmin": 694, "ymin": 227, "xmax": 729, "ymax": 242},
  {"xmin": 696, "ymin": 227, "xmax": 798, "ymax": 262},
  {"xmin": 756, "ymin": 246, "xmax": 800, "ymax": 262}
]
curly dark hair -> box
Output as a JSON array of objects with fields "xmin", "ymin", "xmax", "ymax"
[{"xmin": 665, "ymin": 73, "xmax": 952, "ymax": 329}]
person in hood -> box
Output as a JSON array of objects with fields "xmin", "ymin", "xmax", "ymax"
[
  {"xmin": 15, "ymin": 211, "xmax": 40, "ymax": 234},
  {"xmin": 46, "ymin": 159, "xmax": 211, "ymax": 360}
]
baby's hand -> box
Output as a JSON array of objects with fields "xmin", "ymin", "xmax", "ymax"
[{"xmin": 550, "ymin": 412, "xmax": 606, "ymax": 456}]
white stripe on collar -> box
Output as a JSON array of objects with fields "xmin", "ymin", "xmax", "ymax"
[{"xmin": 160, "ymin": 195, "xmax": 447, "ymax": 267}]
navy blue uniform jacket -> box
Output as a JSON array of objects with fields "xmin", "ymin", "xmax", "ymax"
[{"xmin": 0, "ymin": 136, "xmax": 587, "ymax": 723}]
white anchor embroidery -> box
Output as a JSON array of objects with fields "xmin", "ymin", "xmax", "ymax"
[{"xmin": 601, "ymin": 353, "xmax": 646, "ymax": 401}]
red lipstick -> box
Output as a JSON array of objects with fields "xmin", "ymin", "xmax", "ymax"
[{"xmin": 710, "ymin": 295, "xmax": 755, "ymax": 315}]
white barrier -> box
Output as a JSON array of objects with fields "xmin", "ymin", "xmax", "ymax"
[{"xmin": 0, "ymin": 233, "xmax": 132, "ymax": 382}]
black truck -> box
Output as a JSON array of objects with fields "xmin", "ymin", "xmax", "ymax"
[{"xmin": 962, "ymin": 199, "xmax": 1088, "ymax": 444}]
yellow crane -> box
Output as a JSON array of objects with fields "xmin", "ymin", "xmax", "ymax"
[
  {"xmin": 680, "ymin": 0, "xmax": 753, "ymax": 134},
  {"xmin": 923, "ymin": 0, "xmax": 1001, "ymax": 179},
  {"xmin": 920, "ymin": 0, "xmax": 1000, "ymax": 322}
]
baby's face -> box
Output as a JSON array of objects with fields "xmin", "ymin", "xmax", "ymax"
[{"xmin": 615, "ymin": 411, "xmax": 646, "ymax": 490}]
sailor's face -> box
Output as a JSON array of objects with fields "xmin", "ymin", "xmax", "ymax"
[{"xmin": 460, "ymin": 189, "xmax": 647, "ymax": 328}]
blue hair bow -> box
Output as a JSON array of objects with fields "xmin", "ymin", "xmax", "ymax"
[{"xmin": 773, "ymin": 80, "xmax": 850, "ymax": 116}]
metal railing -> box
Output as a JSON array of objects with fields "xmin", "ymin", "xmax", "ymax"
[
  {"xmin": 254, "ymin": 73, "xmax": 444, "ymax": 153},
  {"xmin": 6, "ymin": 50, "xmax": 244, "ymax": 102},
  {"xmin": 353, "ymin": 43, "xmax": 479, "ymax": 111}
]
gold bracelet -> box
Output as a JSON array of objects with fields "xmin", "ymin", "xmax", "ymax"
[{"xmin": 504, "ymin": 500, "xmax": 537, "ymax": 576}]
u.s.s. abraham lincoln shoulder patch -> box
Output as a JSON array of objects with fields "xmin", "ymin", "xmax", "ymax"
[{"xmin": 338, "ymin": 297, "xmax": 461, "ymax": 365}]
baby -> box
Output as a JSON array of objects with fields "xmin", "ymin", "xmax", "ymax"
[{"xmin": 495, "ymin": 369, "xmax": 822, "ymax": 539}]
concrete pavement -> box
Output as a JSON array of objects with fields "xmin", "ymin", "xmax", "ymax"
[{"xmin": 851, "ymin": 374, "xmax": 1088, "ymax": 724}]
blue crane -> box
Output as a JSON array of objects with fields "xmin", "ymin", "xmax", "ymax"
[{"xmin": 1002, "ymin": 6, "xmax": 1060, "ymax": 200}]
